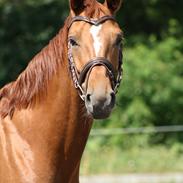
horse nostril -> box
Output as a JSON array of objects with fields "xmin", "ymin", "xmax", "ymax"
[
  {"xmin": 111, "ymin": 92, "xmax": 115, "ymax": 100},
  {"xmin": 110, "ymin": 92, "xmax": 116, "ymax": 106},
  {"xmin": 86, "ymin": 94, "xmax": 91, "ymax": 103}
]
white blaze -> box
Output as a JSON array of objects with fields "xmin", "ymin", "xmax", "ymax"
[{"xmin": 90, "ymin": 24, "xmax": 102, "ymax": 56}]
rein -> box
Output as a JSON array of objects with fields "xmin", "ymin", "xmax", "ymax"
[{"xmin": 67, "ymin": 16, "xmax": 123, "ymax": 101}]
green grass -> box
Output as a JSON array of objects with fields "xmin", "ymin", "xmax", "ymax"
[{"xmin": 81, "ymin": 141, "xmax": 183, "ymax": 175}]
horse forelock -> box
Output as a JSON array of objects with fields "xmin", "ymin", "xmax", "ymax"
[
  {"xmin": 0, "ymin": 3, "xmax": 110, "ymax": 119},
  {"xmin": 84, "ymin": 1, "xmax": 111, "ymax": 18}
]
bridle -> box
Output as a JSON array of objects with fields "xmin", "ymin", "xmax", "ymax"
[{"xmin": 67, "ymin": 15, "xmax": 123, "ymax": 101}]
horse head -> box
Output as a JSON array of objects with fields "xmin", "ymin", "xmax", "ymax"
[{"xmin": 68, "ymin": 0, "xmax": 123, "ymax": 119}]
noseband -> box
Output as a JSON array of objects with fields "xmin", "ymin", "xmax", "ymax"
[{"xmin": 68, "ymin": 16, "xmax": 123, "ymax": 101}]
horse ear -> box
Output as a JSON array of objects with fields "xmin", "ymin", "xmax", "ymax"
[
  {"xmin": 105, "ymin": 0, "xmax": 122, "ymax": 14},
  {"xmin": 70, "ymin": 0, "xmax": 85, "ymax": 14}
]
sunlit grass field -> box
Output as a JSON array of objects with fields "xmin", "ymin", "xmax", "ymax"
[{"xmin": 81, "ymin": 140, "xmax": 183, "ymax": 175}]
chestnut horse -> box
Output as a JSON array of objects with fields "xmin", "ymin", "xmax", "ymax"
[{"xmin": 0, "ymin": 0, "xmax": 123, "ymax": 182}]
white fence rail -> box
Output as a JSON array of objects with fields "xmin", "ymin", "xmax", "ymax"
[
  {"xmin": 81, "ymin": 174, "xmax": 183, "ymax": 183},
  {"xmin": 90, "ymin": 125, "xmax": 183, "ymax": 136}
]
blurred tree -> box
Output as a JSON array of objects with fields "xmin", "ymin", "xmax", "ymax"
[
  {"xmin": 0, "ymin": 0, "xmax": 68, "ymax": 86},
  {"xmin": 105, "ymin": 35, "xmax": 183, "ymax": 146},
  {"xmin": 119, "ymin": 0, "xmax": 183, "ymax": 39}
]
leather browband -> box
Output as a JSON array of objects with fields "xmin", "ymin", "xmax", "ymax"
[{"xmin": 68, "ymin": 15, "xmax": 116, "ymax": 29}]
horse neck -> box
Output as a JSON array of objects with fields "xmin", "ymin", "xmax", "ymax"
[
  {"xmin": 39, "ymin": 56, "xmax": 93, "ymax": 142},
  {"xmin": 26, "ymin": 52, "xmax": 93, "ymax": 150},
  {"xmin": 11, "ymin": 46, "xmax": 93, "ymax": 182}
]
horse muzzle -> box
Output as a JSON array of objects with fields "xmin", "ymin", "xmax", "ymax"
[{"xmin": 85, "ymin": 92, "xmax": 116, "ymax": 119}]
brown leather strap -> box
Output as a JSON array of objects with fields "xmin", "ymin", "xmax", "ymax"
[
  {"xmin": 68, "ymin": 15, "xmax": 116, "ymax": 29},
  {"xmin": 78, "ymin": 58, "xmax": 116, "ymax": 89}
]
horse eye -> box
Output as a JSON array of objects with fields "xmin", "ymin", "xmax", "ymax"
[
  {"xmin": 114, "ymin": 33, "xmax": 123, "ymax": 47},
  {"xmin": 69, "ymin": 37, "xmax": 79, "ymax": 46},
  {"xmin": 115, "ymin": 36, "xmax": 123, "ymax": 46}
]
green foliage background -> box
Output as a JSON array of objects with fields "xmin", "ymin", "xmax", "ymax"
[{"xmin": 0, "ymin": 0, "xmax": 183, "ymax": 149}]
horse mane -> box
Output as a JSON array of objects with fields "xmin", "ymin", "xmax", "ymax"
[{"xmin": 0, "ymin": 1, "xmax": 105, "ymax": 118}]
